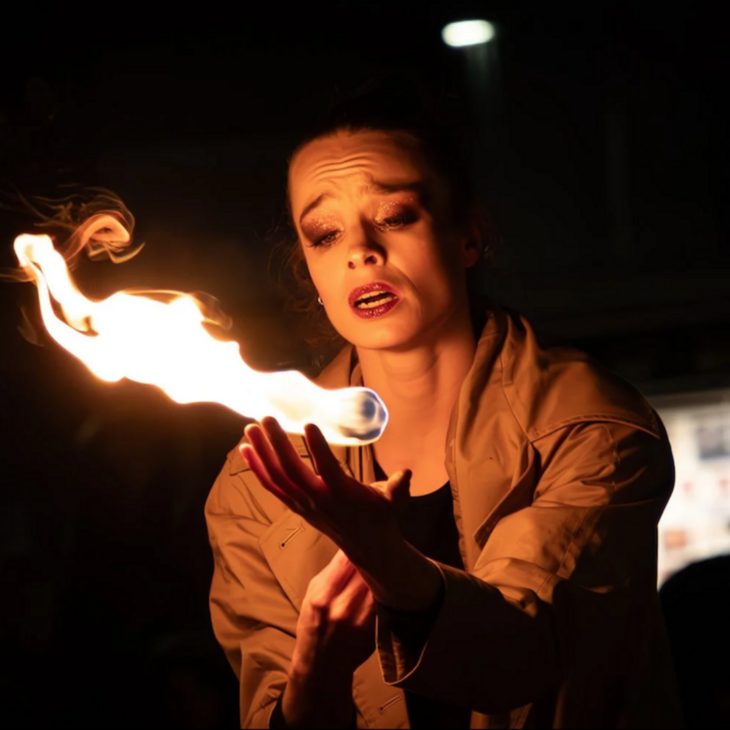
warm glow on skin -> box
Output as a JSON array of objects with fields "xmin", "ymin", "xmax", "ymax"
[{"xmin": 289, "ymin": 130, "xmax": 478, "ymax": 354}]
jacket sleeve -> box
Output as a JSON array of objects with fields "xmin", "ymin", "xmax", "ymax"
[
  {"xmin": 375, "ymin": 421, "xmax": 675, "ymax": 715},
  {"xmin": 205, "ymin": 450, "xmax": 297, "ymax": 729}
]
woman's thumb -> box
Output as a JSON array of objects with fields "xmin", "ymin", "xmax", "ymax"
[{"xmin": 385, "ymin": 469, "xmax": 412, "ymax": 509}]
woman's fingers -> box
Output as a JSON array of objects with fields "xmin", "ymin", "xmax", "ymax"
[
  {"xmin": 384, "ymin": 469, "xmax": 413, "ymax": 512},
  {"xmin": 304, "ymin": 423, "xmax": 347, "ymax": 486},
  {"xmin": 243, "ymin": 424, "xmax": 315, "ymax": 508},
  {"xmin": 326, "ymin": 550, "xmax": 358, "ymax": 594},
  {"xmin": 261, "ymin": 417, "xmax": 324, "ymax": 492},
  {"xmin": 240, "ymin": 444, "xmax": 300, "ymax": 513},
  {"xmin": 337, "ymin": 565, "xmax": 375, "ymax": 625},
  {"xmin": 356, "ymin": 589, "xmax": 376, "ymax": 626},
  {"xmin": 308, "ymin": 550, "xmax": 357, "ymax": 605}
]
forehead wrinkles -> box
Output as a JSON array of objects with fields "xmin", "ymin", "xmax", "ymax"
[
  {"xmin": 306, "ymin": 152, "xmax": 410, "ymax": 188},
  {"xmin": 295, "ymin": 158, "xmax": 421, "ymax": 207},
  {"xmin": 310, "ymin": 158, "xmax": 375, "ymax": 186},
  {"xmin": 289, "ymin": 133, "xmax": 426, "ymax": 217}
]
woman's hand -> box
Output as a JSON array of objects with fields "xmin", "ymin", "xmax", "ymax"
[
  {"xmin": 293, "ymin": 549, "xmax": 376, "ymax": 675},
  {"xmin": 240, "ymin": 417, "xmax": 412, "ymax": 568},
  {"xmin": 242, "ymin": 417, "xmax": 443, "ymax": 613},
  {"xmin": 280, "ymin": 550, "xmax": 374, "ymax": 728}
]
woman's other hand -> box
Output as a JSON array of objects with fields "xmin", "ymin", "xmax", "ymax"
[
  {"xmin": 294, "ymin": 549, "xmax": 376, "ymax": 675},
  {"xmin": 279, "ymin": 550, "xmax": 375, "ymax": 728}
]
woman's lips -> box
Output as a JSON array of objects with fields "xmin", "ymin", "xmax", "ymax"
[{"xmin": 348, "ymin": 282, "xmax": 401, "ymax": 319}]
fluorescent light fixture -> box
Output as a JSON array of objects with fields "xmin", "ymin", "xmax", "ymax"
[{"xmin": 441, "ymin": 20, "xmax": 495, "ymax": 48}]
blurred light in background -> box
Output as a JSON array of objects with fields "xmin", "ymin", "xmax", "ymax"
[
  {"xmin": 441, "ymin": 20, "xmax": 496, "ymax": 48},
  {"xmin": 649, "ymin": 389, "xmax": 730, "ymax": 586},
  {"xmin": 441, "ymin": 18, "xmax": 501, "ymax": 203}
]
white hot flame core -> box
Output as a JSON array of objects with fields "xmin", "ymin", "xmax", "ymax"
[{"xmin": 14, "ymin": 234, "xmax": 388, "ymax": 445}]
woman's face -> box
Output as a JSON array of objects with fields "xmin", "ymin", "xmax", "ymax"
[{"xmin": 288, "ymin": 130, "xmax": 478, "ymax": 351}]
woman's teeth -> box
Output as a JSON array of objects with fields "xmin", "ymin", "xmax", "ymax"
[{"xmin": 356, "ymin": 292, "xmax": 395, "ymax": 309}]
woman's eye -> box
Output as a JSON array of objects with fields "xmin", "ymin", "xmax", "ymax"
[
  {"xmin": 314, "ymin": 230, "xmax": 339, "ymax": 247},
  {"xmin": 379, "ymin": 210, "xmax": 418, "ymax": 229}
]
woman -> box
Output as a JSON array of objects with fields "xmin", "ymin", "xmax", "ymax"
[{"xmin": 205, "ymin": 81, "xmax": 682, "ymax": 728}]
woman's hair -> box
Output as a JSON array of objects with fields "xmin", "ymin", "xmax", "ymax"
[{"xmin": 273, "ymin": 73, "xmax": 498, "ymax": 353}]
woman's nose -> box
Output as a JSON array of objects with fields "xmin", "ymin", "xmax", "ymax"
[{"xmin": 347, "ymin": 235, "xmax": 385, "ymax": 270}]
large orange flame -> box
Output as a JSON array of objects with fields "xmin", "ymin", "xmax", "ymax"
[{"xmin": 14, "ymin": 232, "xmax": 387, "ymax": 445}]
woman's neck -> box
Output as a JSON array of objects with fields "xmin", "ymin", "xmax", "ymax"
[{"xmin": 356, "ymin": 307, "xmax": 477, "ymax": 436}]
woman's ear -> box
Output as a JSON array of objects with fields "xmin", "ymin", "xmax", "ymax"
[
  {"xmin": 461, "ymin": 204, "xmax": 499, "ymax": 269},
  {"xmin": 460, "ymin": 207, "xmax": 487, "ymax": 269}
]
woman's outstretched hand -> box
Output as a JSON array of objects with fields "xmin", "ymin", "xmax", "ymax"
[{"xmin": 240, "ymin": 416, "xmax": 411, "ymax": 568}]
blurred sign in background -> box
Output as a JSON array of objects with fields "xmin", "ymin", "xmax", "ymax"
[{"xmin": 650, "ymin": 390, "xmax": 730, "ymax": 585}]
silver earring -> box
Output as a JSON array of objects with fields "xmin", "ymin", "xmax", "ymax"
[{"xmin": 317, "ymin": 297, "xmax": 324, "ymax": 306}]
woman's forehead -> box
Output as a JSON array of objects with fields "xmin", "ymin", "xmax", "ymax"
[{"xmin": 288, "ymin": 130, "xmax": 429, "ymax": 212}]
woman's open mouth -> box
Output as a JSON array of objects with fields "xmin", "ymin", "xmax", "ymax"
[{"xmin": 349, "ymin": 282, "xmax": 401, "ymax": 319}]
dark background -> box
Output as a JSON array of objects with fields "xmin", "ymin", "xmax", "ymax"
[{"xmin": 0, "ymin": 2, "xmax": 727, "ymax": 727}]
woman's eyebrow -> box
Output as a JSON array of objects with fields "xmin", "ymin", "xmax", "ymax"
[
  {"xmin": 299, "ymin": 181, "xmax": 425, "ymax": 225},
  {"xmin": 364, "ymin": 180, "xmax": 425, "ymax": 197},
  {"xmin": 299, "ymin": 193, "xmax": 334, "ymax": 226}
]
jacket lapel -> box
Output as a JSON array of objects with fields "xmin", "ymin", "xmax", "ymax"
[{"xmin": 473, "ymin": 440, "xmax": 538, "ymax": 550}]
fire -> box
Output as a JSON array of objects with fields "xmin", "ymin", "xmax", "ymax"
[{"xmin": 13, "ymin": 233, "xmax": 387, "ymax": 446}]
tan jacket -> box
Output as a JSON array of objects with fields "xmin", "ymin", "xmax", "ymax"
[{"xmin": 206, "ymin": 306, "xmax": 683, "ymax": 729}]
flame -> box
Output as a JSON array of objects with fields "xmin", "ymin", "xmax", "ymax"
[{"xmin": 14, "ymin": 233, "xmax": 388, "ymax": 445}]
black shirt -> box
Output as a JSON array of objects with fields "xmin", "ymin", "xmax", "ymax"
[{"xmin": 376, "ymin": 460, "xmax": 471, "ymax": 729}]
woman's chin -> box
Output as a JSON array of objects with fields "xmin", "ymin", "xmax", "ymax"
[
  {"xmin": 333, "ymin": 304, "xmax": 441, "ymax": 352},
  {"xmin": 345, "ymin": 321, "xmax": 425, "ymax": 352}
]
